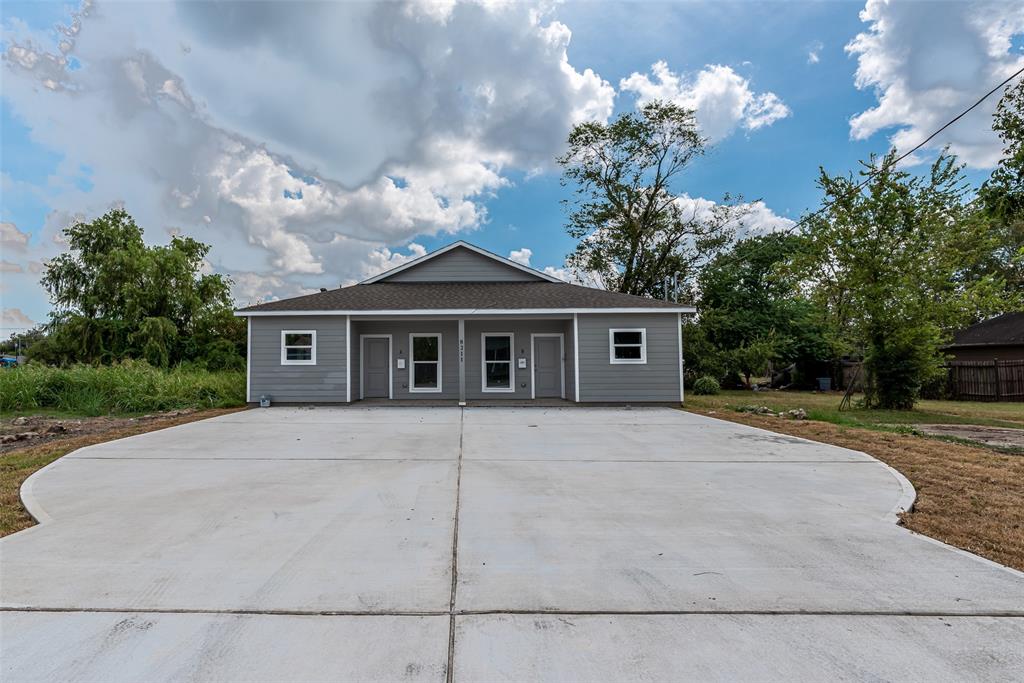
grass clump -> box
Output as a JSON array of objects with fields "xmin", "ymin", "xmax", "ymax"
[{"xmin": 0, "ymin": 360, "xmax": 245, "ymax": 415}]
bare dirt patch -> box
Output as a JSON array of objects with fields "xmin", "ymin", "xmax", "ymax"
[
  {"xmin": 2, "ymin": 410, "xmax": 204, "ymax": 453},
  {"xmin": 1, "ymin": 407, "xmax": 247, "ymax": 537},
  {"xmin": 914, "ymin": 424, "xmax": 1024, "ymax": 451},
  {"xmin": 687, "ymin": 408, "xmax": 1024, "ymax": 572}
]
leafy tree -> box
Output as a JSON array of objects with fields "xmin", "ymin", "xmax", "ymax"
[
  {"xmin": 976, "ymin": 79, "xmax": 1024, "ymax": 293},
  {"xmin": 795, "ymin": 151, "xmax": 1006, "ymax": 409},
  {"xmin": 38, "ymin": 208, "xmax": 244, "ymax": 366},
  {"xmin": 694, "ymin": 234, "xmax": 830, "ymax": 386},
  {"xmin": 0, "ymin": 327, "xmax": 46, "ymax": 357},
  {"xmin": 558, "ymin": 100, "xmax": 748, "ymax": 297}
]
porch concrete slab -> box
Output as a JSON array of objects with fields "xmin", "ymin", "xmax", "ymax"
[
  {"xmin": 3, "ymin": 458, "xmax": 455, "ymax": 612},
  {"xmin": 69, "ymin": 419, "xmax": 459, "ymax": 460},
  {"xmin": 453, "ymin": 614, "xmax": 1024, "ymax": 682},
  {"xmin": 2, "ymin": 612, "xmax": 448, "ymax": 682}
]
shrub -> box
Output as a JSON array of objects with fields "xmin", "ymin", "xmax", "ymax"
[
  {"xmin": 0, "ymin": 360, "xmax": 246, "ymax": 414},
  {"xmin": 692, "ymin": 375, "xmax": 721, "ymax": 395}
]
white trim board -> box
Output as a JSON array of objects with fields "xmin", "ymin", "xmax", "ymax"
[
  {"xmin": 345, "ymin": 315, "xmax": 351, "ymax": 403},
  {"xmin": 677, "ymin": 312, "xmax": 684, "ymax": 404},
  {"xmin": 530, "ymin": 333, "xmax": 565, "ymax": 400},
  {"xmin": 237, "ymin": 307, "xmax": 695, "ymax": 317},
  {"xmin": 246, "ymin": 317, "xmax": 252, "ymax": 403},
  {"xmin": 359, "ymin": 240, "xmax": 561, "ymax": 284},
  {"xmin": 359, "ymin": 334, "xmax": 393, "ymax": 400},
  {"xmin": 572, "ymin": 313, "xmax": 580, "ymax": 402}
]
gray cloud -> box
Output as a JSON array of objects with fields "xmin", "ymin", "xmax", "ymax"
[{"xmin": 1, "ymin": 0, "xmax": 614, "ymax": 305}]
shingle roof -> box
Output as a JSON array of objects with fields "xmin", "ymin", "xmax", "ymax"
[
  {"xmin": 947, "ymin": 312, "xmax": 1024, "ymax": 348},
  {"xmin": 236, "ymin": 281, "xmax": 689, "ymax": 313}
]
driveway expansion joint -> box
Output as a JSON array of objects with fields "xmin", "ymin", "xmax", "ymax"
[
  {"xmin": 446, "ymin": 406, "xmax": 465, "ymax": 683},
  {"xmin": 4, "ymin": 607, "xmax": 1023, "ymax": 618}
]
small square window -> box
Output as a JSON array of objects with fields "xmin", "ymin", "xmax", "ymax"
[
  {"xmin": 281, "ymin": 330, "xmax": 316, "ymax": 365},
  {"xmin": 609, "ymin": 328, "xmax": 646, "ymax": 364}
]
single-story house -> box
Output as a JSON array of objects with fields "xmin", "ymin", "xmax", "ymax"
[
  {"xmin": 944, "ymin": 312, "xmax": 1024, "ymax": 362},
  {"xmin": 235, "ymin": 241, "xmax": 694, "ymax": 405}
]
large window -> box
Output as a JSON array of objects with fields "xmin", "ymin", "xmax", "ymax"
[
  {"xmin": 410, "ymin": 333, "xmax": 442, "ymax": 393},
  {"xmin": 609, "ymin": 328, "xmax": 646, "ymax": 364},
  {"xmin": 482, "ymin": 333, "xmax": 514, "ymax": 392},
  {"xmin": 281, "ymin": 330, "xmax": 316, "ymax": 365}
]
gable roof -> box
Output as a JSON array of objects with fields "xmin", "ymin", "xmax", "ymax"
[
  {"xmin": 361, "ymin": 241, "xmax": 561, "ymax": 284},
  {"xmin": 236, "ymin": 281, "xmax": 693, "ymax": 315},
  {"xmin": 947, "ymin": 312, "xmax": 1024, "ymax": 348}
]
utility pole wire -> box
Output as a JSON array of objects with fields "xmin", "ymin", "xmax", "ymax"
[{"xmin": 711, "ymin": 64, "xmax": 1024, "ymax": 266}]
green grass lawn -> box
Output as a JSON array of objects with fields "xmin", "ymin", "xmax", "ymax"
[{"xmin": 684, "ymin": 390, "xmax": 1024, "ymax": 431}]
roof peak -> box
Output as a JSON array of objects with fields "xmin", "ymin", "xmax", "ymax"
[{"xmin": 359, "ymin": 240, "xmax": 561, "ymax": 284}]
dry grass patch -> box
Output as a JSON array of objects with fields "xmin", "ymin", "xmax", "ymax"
[
  {"xmin": 685, "ymin": 407, "xmax": 1024, "ymax": 572},
  {"xmin": 1, "ymin": 407, "xmax": 246, "ymax": 537}
]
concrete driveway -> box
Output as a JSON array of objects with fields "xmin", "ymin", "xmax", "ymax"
[{"xmin": 2, "ymin": 407, "xmax": 1022, "ymax": 681}]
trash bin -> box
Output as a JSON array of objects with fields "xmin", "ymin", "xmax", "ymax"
[{"xmin": 816, "ymin": 377, "xmax": 832, "ymax": 392}]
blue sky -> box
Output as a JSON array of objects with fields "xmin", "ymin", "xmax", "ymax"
[{"xmin": 1, "ymin": 1, "xmax": 1021, "ymax": 333}]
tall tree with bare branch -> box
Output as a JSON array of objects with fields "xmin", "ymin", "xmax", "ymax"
[{"xmin": 558, "ymin": 100, "xmax": 746, "ymax": 298}]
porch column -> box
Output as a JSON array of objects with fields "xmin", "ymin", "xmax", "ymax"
[
  {"xmin": 458, "ymin": 318, "xmax": 466, "ymax": 405},
  {"xmin": 573, "ymin": 313, "xmax": 581, "ymax": 402}
]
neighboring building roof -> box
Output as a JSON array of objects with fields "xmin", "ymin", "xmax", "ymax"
[
  {"xmin": 236, "ymin": 281, "xmax": 691, "ymax": 314},
  {"xmin": 947, "ymin": 312, "xmax": 1024, "ymax": 348}
]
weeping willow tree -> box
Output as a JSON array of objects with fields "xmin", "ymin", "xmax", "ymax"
[{"xmin": 35, "ymin": 208, "xmax": 244, "ymax": 368}]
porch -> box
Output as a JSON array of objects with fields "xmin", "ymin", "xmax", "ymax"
[{"xmin": 349, "ymin": 316, "xmax": 575, "ymax": 404}]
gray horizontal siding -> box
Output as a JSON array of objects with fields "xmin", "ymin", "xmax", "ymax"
[
  {"xmin": 464, "ymin": 319, "xmax": 570, "ymax": 400},
  {"xmin": 576, "ymin": 313, "xmax": 680, "ymax": 402},
  {"xmin": 353, "ymin": 320, "xmax": 460, "ymax": 400},
  {"xmin": 249, "ymin": 316, "xmax": 348, "ymax": 403},
  {"xmin": 383, "ymin": 247, "xmax": 541, "ymax": 282}
]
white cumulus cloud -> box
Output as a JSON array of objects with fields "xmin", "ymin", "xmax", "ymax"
[
  {"xmin": 0, "ymin": 222, "xmax": 30, "ymax": 250},
  {"xmin": 359, "ymin": 243, "xmax": 430, "ymax": 281},
  {"xmin": 620, "ymin": 61, "xmax": 791, "ymax": 142},
  {"xmin": 1, "ymin": 0, "xmax": 615, "ymax": 311},
  {"xmin": 508, "ymin": 248, "xmax": 533, "ymax": 266},
  {"xmin": 846, "ymin": 0, "xmax": 1024, "ymax": 168}
]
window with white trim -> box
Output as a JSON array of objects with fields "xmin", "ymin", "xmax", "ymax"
[
  {"xmin": 482, "ymin": 333, "xmax": 514, "ymax": 392},
  {"xmin": 281, "ymin": 330, "xmax": 316, "ymax": 365},
  {"xmin": 410, "ymin": 333, "xmax": 442, "ymax": 392},
  {"xmin": 609, "ymin": 328, "xmax": 646, "ymax": 364}
]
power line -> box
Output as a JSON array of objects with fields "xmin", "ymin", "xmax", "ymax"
[{"xmin": 719, "ymin": 64, "xmax": 1024, "ymax": 262}]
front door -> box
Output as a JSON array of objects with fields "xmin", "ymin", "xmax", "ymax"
[
  {"xmin": 363, "ymin": 337, "xmax": 390, "ymax": 399},
  {"xmin": 533, "ymin": 335, "xmax": 562, "ymax": 398}
]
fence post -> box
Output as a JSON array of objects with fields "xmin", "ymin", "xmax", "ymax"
[{"xmin": 994, "ymin": 359, "xmax": 1001, "ymax": 402}]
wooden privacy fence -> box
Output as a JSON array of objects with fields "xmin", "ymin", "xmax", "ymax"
[{"xmin": 947, "ymin": 360, "xmax": 1024, "ymax": 402}]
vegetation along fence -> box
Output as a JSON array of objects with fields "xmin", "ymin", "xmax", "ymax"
[{"xmin": 947, "ymin": 360, "xmax": 1024, "ymax": 402}]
